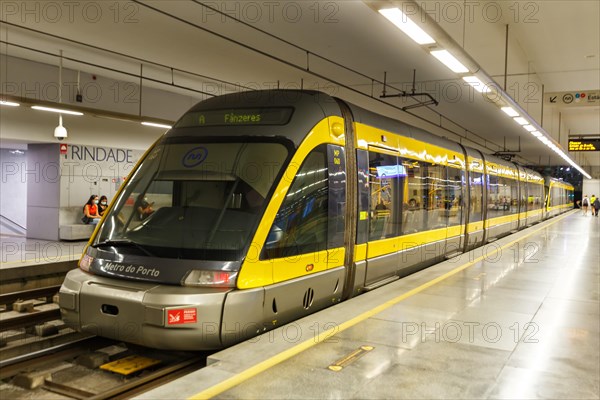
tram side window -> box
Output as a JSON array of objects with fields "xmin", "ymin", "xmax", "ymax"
[
  {"xmin": 557, "ymin": 187, "xmax": 562, "ymax": 206},
  {"xmin": 401, "ymin": 161, "xmax": 448, "ymax": 234},
  {"xmin": 568, "ymin": 189, "xmax": 574, "ymax": 205},
  {"xmin": 446, "ymin": 168, "xmax": 464, "ymax": 227},
  {"xmin": 527, "ymin": 184, "xmax": 543, "ymax": 211},
  {"xmin": 424, "ymin": 164, "xmax": 449, "ymax": 230},
  {"xmin": 509, "ymin": 177, "xmax": 519, "ymax": 214},
  {"xmin": 487, "ymin": 175, "xmax": 514, "ymax": 217},
  {"xmin": 263, "ymin": 145, "xmax": 328, "ymax": 259},
  {"xmin": 469, "ymin": 172, "xmax": 484, "ymax": 222},
  {"xmin": 368, "ymin": 151, "xmax": 401, "ymax": 240},
  {"xmin": 551, "ymin": 186, "xmax": 559, "ymax": 207},
  {"xmin": 535, "ymin": 185, "xmax": 543, "ymax": 209},
  {"xmin": 487, "ymin": 175, "xmax": 502, "ymax": 218},
  {"xmin": 402, "ymin": 160, "xmax": 425, "ymax": 234},
  {"xmin": 558, "ymin": 188, "xmax": 563, "ymax": 206},
  {"xmin": 519, "ymin": 180, "xmax": 527, "ymax": 212}
]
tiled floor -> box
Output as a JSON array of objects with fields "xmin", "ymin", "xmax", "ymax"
[{"xmin": 216, "ymin": 212, "xmax": 599, "ymax": 399}]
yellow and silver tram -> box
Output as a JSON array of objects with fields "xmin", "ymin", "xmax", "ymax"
[{"xmin": 59, "ymin": 90, "xmax": 574, "ymax": 350}]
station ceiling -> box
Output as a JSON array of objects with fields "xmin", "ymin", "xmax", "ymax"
[{"xmin": 1, "ymin": 0, "xmax": 599, "ymax": 171}]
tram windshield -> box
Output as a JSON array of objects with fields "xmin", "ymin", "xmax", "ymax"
[{"xmin": 94, "ymin": 139, "xmax": 289, "ymax": 260}]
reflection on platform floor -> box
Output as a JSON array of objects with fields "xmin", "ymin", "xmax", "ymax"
[{"xmin": 217, "ymin": 213, "xmax": 599, "ymax": 399}]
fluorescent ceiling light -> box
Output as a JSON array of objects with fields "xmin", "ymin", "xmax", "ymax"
[
  {"xmin": 379, "ymin": 8, "xmax": 436, "ymax": 45},
  {"xmin": 31, "ymin": 105, "xmax": 83, "ymax": 115},
  {"xmin": 0, "ymin": 100, "xmax": 20, "ymax": 107},
  {"xmin": 523, "ymin": 125, "xmax": 537, "ymax": 132},
  {"xmin": 430, "ymin": 50, "xmax": 469, "ymax": 73},
  {"xmin": 530, "ymin": 130, "xmax": 542, "ymax": 137},
  {"xmin": 141, "ymin": 121, "xmax": 172, "ymax": 129},
  {"xmin": 513, "ymin": 117, "xmax": 529, "ymax": 125},
  {"xmin": 462, "ymin": 76, "xmax": 491, "ymax": 93},
  {"xmin": 501, "ymin": 107, "xmax": 519, "ymax": 117}
]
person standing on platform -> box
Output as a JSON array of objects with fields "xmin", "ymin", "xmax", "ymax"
[
  {"xmin": 582, "ymin": 195, "xmax": 590, "ymax": 216},
  {"xmin": 593, "ymin": 197, "xmax": 600, "ymax": 217},
  {"xmin": 591, "ymin": 195, "xmax": 597, "ymax": 217},
  {"xmin": 82, "ymin": 195, "xmax": 102, "ymax": 225}
]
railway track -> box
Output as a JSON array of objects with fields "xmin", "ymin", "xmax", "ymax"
[
  {"xmin": 1, "ymin": 336, "xmax": 207, "ymax": 399},
  {"xmin": 1, "ymin": 284, "xmax": 74, "ymax": 360},
  {"xmin": 0, "ymin": 285, "xmax": 208, "ymax": 399},
  {"xmin": 0, "ymin": 285, "xmax": 62, "ymax": 332}
]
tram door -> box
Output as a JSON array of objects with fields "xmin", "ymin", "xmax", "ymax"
[
  {"xmin": 444, "ymin": 166, "xmax": 466, "ymax": 256},
  {"xmin": 515, "ymin": 165, "xmax": 528, "ymax": 229},
  {"xmin": 363, "ymin": 148, "xmax": 403, "ymax": 287},
  {"xmin": 255, "ymin": 143, "xmax": 350, "ymax": 329},
  {"xmin": 463, "ymin": 153, "xmax": 486, "ymax": 252}
]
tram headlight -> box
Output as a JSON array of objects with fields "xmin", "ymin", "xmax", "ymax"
[{"xmin": 182, "ymin": 270, "xmax": 237, "ymax": 287}]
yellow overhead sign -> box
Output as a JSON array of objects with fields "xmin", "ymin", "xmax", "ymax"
[{"xmin": 568, "ymin": 139, "xmax": 599, "ymax": 151}]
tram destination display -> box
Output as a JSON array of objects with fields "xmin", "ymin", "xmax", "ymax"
[{"xmin": 175, "ymin": 107, "xmax": 294, "ymax": 127}]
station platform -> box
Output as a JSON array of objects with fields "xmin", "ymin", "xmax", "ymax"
[
  {"xmin": 138, "ymin": 210, "xmax": 599, "ymax": 400},
  {"xmin": 0, "ymin": 236, "xmax": 86, "ymax": 292},
  {"xmin": 0, "ymin": 236, "xmax": 86, "ymax": 269}
]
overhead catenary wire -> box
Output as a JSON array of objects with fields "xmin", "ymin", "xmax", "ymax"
[
  {"xmin": 0, "ymin": 21, "xmax": 253, "ymax": 91},
  {"xmin": 1, "ymin": 11, "xmax": 535, "ymax": 165},
  {"xmin": 130, "ymin": 0, "xmax": 524, "ymax": 162}
]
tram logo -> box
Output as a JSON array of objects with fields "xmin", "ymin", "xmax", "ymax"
[{"xmin": 182, "ymin": 146, "xmax": 208, "ymax": 168}]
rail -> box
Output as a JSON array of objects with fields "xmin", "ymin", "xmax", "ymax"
[
  {"xmin": 0, "ymin": 285, "xmax": 61, "ymax": 306},
  {"xmin": 0, "ymin": 285, "xmax": 63, "ymax": 332}
]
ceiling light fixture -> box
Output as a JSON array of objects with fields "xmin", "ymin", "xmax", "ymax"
[
  {"xmin": 430, "ymin": 50, "xmax": 469, "ymax": 73},
  {"xmin": 523, "ymin": 125, "xmax": 537, "ymax": 132},
  {"xmin": 513, "ymin": 117, "xmax": 529, "ymax": 125},
  {"xmin": 372, "ymin": 3, "xmax": 591, "ymax": 179},
  {"xmin": 501, "ymin": 106, "xmax": 519, "ymax": 117},
  {"xmin": 379, "ymin": 8, "xmax": 436, "ymax": 45},
  {"xmin": 0, "ymin": 100, "xmax": 20, "ymax": 107},
  {"xmin": 462, "ymin": 76, "xmax": 490, "ymax": 93},
  {"xmin": 141, "ymin": 121, "xmax": 172, "ymax": 129},
  {"xmin": 32, "ymin": 106, "xmax": 83, "ymax": 116}
]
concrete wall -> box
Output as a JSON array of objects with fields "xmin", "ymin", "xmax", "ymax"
[
  {"xmin": 59, "ymin": 143, "xmax": 143, "ymax": 210},
  {"xmin": 24, "ymin": 143, "xmax": 143, "ymax": 240},
  {"xmin": 0, "ymin": 148, "xmax": 27, "ymax": 234},
  {"xmin": 582, "ymin": 179, "xmax": 600, "ymax": 199},
  {"xmin": 26, "ymin": 144, "xmax": 60, "ymax": 240}
]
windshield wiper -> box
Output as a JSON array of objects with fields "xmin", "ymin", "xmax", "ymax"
[{"xmin": 93, "ymin": 239, "xmax": 155, "ymax": 257}]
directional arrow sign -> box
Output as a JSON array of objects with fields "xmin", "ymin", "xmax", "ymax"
[{"xmin": 546, "ymin": 91, "xmax": 599, "ymax": 106}]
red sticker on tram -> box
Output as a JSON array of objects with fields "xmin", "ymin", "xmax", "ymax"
[{"xmin": 167, "ymin": 308, "xmax": 197, "ymax": 325}]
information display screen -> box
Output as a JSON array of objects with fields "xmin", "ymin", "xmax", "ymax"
[
  {"xmin": 568, "ymin": 139, "xmax": 600, "ymax": 151},
  {"xmin": 175, "ymin": 107, "xmax": 294, "ymax": 128},
  {"xmin": 376, "ymin": 164, "xmax": 407, "ymax": 178}
]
